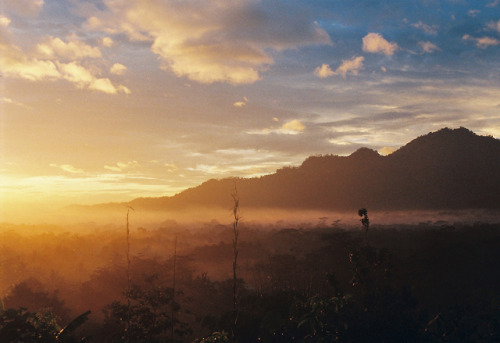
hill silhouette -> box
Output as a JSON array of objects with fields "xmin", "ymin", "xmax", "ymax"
[{"xmin": 81, "ymin": 127, "xmax": 500, "ymax": 213}]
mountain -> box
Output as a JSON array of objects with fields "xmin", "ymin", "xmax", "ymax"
[{"xmin": 87, "ymin": 127, "xmax": 500, "ymax": 213}]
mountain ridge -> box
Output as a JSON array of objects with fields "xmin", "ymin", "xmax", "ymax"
[{"xmin": 75, "ymin": 127, "xmax": 500, "ymax": 213}]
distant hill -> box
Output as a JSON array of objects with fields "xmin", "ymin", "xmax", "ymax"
[{"xmin": 81, "ymin": 127, "xmax": 500, "ymax": 213}]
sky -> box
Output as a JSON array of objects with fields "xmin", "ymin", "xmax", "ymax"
[{"xmin": 1, "ymin": 0, "xmax": 500, "ymax": 213}]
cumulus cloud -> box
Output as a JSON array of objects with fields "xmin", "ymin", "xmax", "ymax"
[
  {"xmin": 412, "ymin": 21, "xmax": 438, "ymax": 34},
  {"xmin": 0, "ymin": 29, "xmax": 130, "ymax": 94},
  {"xmin": 58, "ymin": 61, "xmax": 130, "ymax": 94},
  {"xmin": 362, "ymin": 33, "xmax": 398, "ymax": 56},
  {"xmin": 110, "ymin": 63, "xmax": 127, "ymax": 75},
  {"xmin": 419, "ymin": 41, "xmax": 440, "ymax": 53},
  {"xmin": 335, "ymin": 56, "xmax": 364, "ymax": 78},
  {"xmin": 315, "ymin": 56, "xmax": 363, "ymax": 79},
  {"xmin": 314, "ymin": 64, "xmax": 334, "ymax": 78},
  {"xmin": 0, "ymin": 42, "xmax": 60, "ymax": 81},
  {"xmin": 463, "ymin": 34, "xmax": 500, "ymax": 48},
  {"xmin": 101, "ymin": 37, "xmax": 114, "ymax": 47},
  {"xmin": 86, "ymin": 0, "xmax": 331, "ymax": 84},
  {"xmin": 36, "ymin": 35, "xmax": 102, "ymax": 60}
]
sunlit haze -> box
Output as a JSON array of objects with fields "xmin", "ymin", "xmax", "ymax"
[{"xmin": 1, "ymin": 0, "xmax": 500, "ymax": 221}]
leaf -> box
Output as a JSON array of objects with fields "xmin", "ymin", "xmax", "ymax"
[{"xmin": 56, "ymin": 310, "xmax": 91, "ymax": 341}]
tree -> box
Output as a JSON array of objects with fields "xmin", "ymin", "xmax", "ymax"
[
  {"xmin": 231, "ymin": 187, "xmax": 241, "ymax": 336},
  {"xmin": 103, "ymin": 274, "xmax": 190, "ymax": 343},
  {"xmin": 3, "ymin": 278, "xmax": 72, "ymax": 325},
  {"xmin": 0, "ymin": 307, "xmax": 91, "ymax": 343}
]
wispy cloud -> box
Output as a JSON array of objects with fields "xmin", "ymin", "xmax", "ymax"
[
  {"xmin": 164, "ymin": 163, "xmax": 178, "ymax": 173},
  {"xmin": 50, "ymin": 164, "xmax": 84, "ymax": 174},
  {"xmin": 104, "ymin": 161, "xmax": 139, "ymax": 172},
  {"xmin": 487, "ymin": 20, "xmax": 500, "ymax": 33},
  {"xmin": 362, "ymin": 33, "xmax": 398, "ymax": 56},
  {"xmin": 462, "ymin": 34, "xmax": 500, "ymax": 48},
  {"xmin": 248, "ymin": 119, "xmax": 306, "ymax": 135},
  {"xmin": 467, "ymin": 9, "xmax": 480, "ymax": 17},
  {"xmin": 412, "ymin": 21, "xmax": 438, "ymax": 34},
  {"xmin": 233, "ymin": 97, "xmax": 249, "ymax": 107},
  {"xmin": 3, "ymin": 0, "xmax": 43, "ymax": 17},
  {"xmin": 0, "ymin": 96, "xmax": 32, "ymax": 109},
  {"xmin": 419, "ymin": 41, "xmax": 440, "ymax": 53}
]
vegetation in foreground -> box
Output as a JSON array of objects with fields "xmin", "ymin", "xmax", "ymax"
[{"xmin": 0, "ymin": 213, "xmax": 499, "ymax": 342}]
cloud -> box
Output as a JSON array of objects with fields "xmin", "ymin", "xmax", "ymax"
[
  {"xmin": 87, "ymin": 0, "xmax": 331, "ymax": 84},
  {"xmin": 314, "ymin": 64, "xmax": 334, "ymax": 78},
  {"xmin": 486, "ymin": 0, "xmax": 499, "ymax": 7},
  {"xmin": 281, "ymin": 119, "xmax": 306, "ymax": 133},
  {"xmin": 335, "ymin": 56, "xmax": 364, "ymax": 78},
  {"xmin": 467, "ymin": 9, "xmax": 480, "ymax": 17},
  {"xmin": 0, "ymin": 96, "xmax": 32, "ymax": 109},
  {"xmin": 247, "ymin": 119, "xmax": 306, "ymax": 135},
  {"xmin": 0, "ymin": 16, "xmax": 11, "ymax": 27},
  {"xmin": 0, "ymin": 25, "xmax": 130, "ymax": 94},
  {"xmin": 110, "ymin": 63, "xmax": 127, "ymax": 75},
  {"xmin": 101, "ymin": 37, "xmax": 114, "ymax": 47},
  {"xmin": 104, "ymin": 161, "xmax": 139, "ymax": 172},
  {"xmin": 487, "ymin": 20, "xmax": 500, "ymax": 33},
  {"xmin": 315, "ymin": 56, "xmax": 364, "ymax": 79},
  {"xmin": 36, "ymin": 35, "xmax": 102, "ymax": 60},
  {"xmin": 362, "ymin": 33, "xmax": 398, "ymax": 55},
  {"xmin": 0, "ymin": 43, "xmax": 60, "ymax": 81},
  {"xmin": 58, "ymin": 61, "xmax": 131, "ymax": 94},
  {"xmin": 419, "ymin": 41, "xmax": 440, "ymax": 53},
  {"xmin": 164, "ymin": 163, "xmax": 178, "ymax": 173},
  {"xmin": 379, "ymin": 146, "xmax": 396, "ymax": 155},
  {"xmin": 233, "ymin": 96, "xmax": 248, "ymax": 107},
  {"xmin": 462, "ymin": 34, "xmax": 500, "ymax": 48},
  {"xmin": 412, "ymin": 21, "xmax": 438, "ymax": 34},
  {"xmin": 50, "ymin": 164, "xmax": 84, "ymax": 174},
  {"xmin": 3, "ymin": 0, "xmax": 43, "ymax": 16}
]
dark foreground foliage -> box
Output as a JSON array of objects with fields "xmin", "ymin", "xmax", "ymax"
[{"xmin": 1, "ymin": 221, "xmax": 499, "ymax": 342}]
